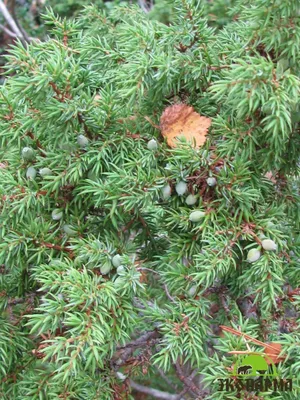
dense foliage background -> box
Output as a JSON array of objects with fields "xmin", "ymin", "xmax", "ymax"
[{"xmin": 0, "ymin": 0, "xmax": 299, "ymax": 399}]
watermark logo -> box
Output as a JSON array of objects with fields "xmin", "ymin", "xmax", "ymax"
[
  {"xmin": 233, "ymin": 353, "xmax": 277, "ymax": 377},
  {"xmin": 218, "ymin": 352, "xmax": 293, "ymax": 393},
  {"xmin": 216, "ymin": 326, "xmax": 294, "ymax": 395}
]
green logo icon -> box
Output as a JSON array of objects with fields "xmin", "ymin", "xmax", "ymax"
[{"xmin": 233, "ymin": 354, "xmax": 278, "ymax": 377}]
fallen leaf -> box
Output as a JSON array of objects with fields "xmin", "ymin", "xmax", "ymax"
[
  {"xmin": 160, "ymin": 103, "xmax": 211, "ymax": 148},
  {"xmin": 264, "ymin": 342, "xmax": 286, "ymax": 364},
  {"xmin": 93, "ymin": 94, "xmax": 101, "ymax": 105},
  {"xmin": 264, "ymin": 171, "xmax": 277, "ymax": 184},
  {"xmin": 139, "ymin": 270, "xmax": 148, "ymax": 284}
]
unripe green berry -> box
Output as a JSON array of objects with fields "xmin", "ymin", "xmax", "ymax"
[
  {"xmin": 22, "ymin": 147, "xmax": 35, "ymax": 161},
  {"xmin": 266, "ymin": 221, "xmax": 275, "ymax": 228},
  {"xmin": 26, "ymin": 166, "xmax": 37, "ymax": 180},
  {"xmin": 162, "ymin": 184, "xmax": 171, "ymax": 199},
  {"xmin": 258, "ymin": 232, "xmax": 267, "ymax": 240},
  {"xmin": 176, "ymin": 181, "xmax": 187, "ymax": 196},
  {"xmin": 185, "ymin": 194, "xmax": 197, "ymax": 206},
  {"xmin": 188, "ymin": 285, "xmax": 197, "ymax": 297},
  {"xmin": 291, "ymin": 111, "xmax": 300, "ymax": 124},
  {"xmin": 261, "ymin": 239, "xmax": 277, "ymax": 251},
  {"xmin": 74, "ymin": 255, "xmax": 84, "ymax": 266},
  {"xmin": 117, "ymin": 265, "xmax": 125, "ymax": 275},
  {"xmin": 60, "ymin": 143, "xmax": 77, "ymax": 153},
  {"xmin": 247, "ymin": 249, "xmax": 261, "ymax": 263},
  {"xmin": 88, "ymin": 170, "xmax": 97, "ymax": 180},
  {"xmin": 147, "ymin": 139, "xmax": 158, "ymax": 151},
  {"xmin": 63, "ymin": 224, "xmax": 77, "ymax": 236},
  {"xmin": 251, "ymin": 22, "xmax": 260, "ymax": 30},
  {"xmin": 114, "ymin": 276, "xmax": 124, "ymax": 286},
  {"xmin": 207, "ymin": 177, "xmax": 217, "ymax": 187},
  {"xmin": 39, "ymin": 168, "xmax": 53, "ymax": 177},
  {"xmin": 189, "ymin": 210, "xmax": 206, "ymax": 222},
  {"xmin": 77, "ymin": 135, "xmax": 89, "ymax": 148},
  {"xmin": 100, "ymin": 262, "xmax": 112, "ymax": 275},
  {"xmin": 52, "ymin": 209, "xmax": 63, "ymax": 221},
  {"xmin": 277, "ymin": 58, "xmax": 289, "ymax": 75},
  {"xmin": 94, "ymin": 239, "xmax": 102, "ymax": 249},
  {"xmin": 112, "ymin": 254, "xmax": 122, "ymax": 268}
]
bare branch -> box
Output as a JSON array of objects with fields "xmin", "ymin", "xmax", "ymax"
[
  {"xmin": 112, "ymin": 329, "xmax": 160, "ymax": 370},
  {"xmin": 174, "ymin": 361, "xmax": 203, "ymax": 398},
  {"xmin": 116, "ymin": 337, "xmax": 160, "ymax": 351},
  {"xmin": 176, "ymin": 371, "xmax": 199, "ymax": 399},
  {"xmin": 137, "ymin": 267, "xmax": 161, "ymax": 275},
  {"xmin": 0, "ymin": 23, "xmax": 36, "ymax": 41},
  {"xmin": 164, "ymin": 283, "xmax": 177, "ymax": 303},
  {"xmin": 138, "ymin": 0, "xmax": 151, "ymax": 13},
  {"xmin": 0, "ymin": 23, "xmax": 17, "ymax": 37},
  {"xmin": 129, "ymin": 379, "xmax": 182, "ymax": 400},
  {"xmin": 156, "ymin": 366, "xmax": 179, "ymax": 392},
  {"xmin": 7, "ymin": 0, "xmax": 30, "ymax": 42},
  {"xmin": 0, "ymin": 0, "xmax": 23, "ymax": 38}
]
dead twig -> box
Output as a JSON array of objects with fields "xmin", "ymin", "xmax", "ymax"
[
  {"xmin": 0, "ymin": 23, "xmax": 17, "ymax": 37},
  {"xmin": 112, "ymin": 330, "xmax": 160, "ymax": 370},
  {"xmin": 138, "ymin": 0, "xmax": 153, "ymax": 13},
  {"xmin": 164, "ymin": 284, "xmax": 177, "ymax": 303},
  {"xmin": 129, "ymin": 379, "xmax": 182, "ymax": 400},
  {"xmin": 156, "ymin": 366, "xmax": 179, "ymax": 393},
  {"xmin": 7, "ymin": 0, "xmax": 30, "ymax": 42},
  {"xmin": 174, "ymin": 361, "xmax": 203, "ymax": 398},
  {"xmin": 0, "ymin": 0, "xmax": 29, "ymax": 44}
]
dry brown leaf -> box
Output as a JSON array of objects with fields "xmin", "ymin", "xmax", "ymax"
[
  {"xmin": 93, "ymin": 94, "xmax": 101, "ymax": 104},
  {"xmin": 264, "ymin": 171, "xmax": 277, "ymax": 184},
  {"xmin": 160, "ymin": 103, "xmax": 211, "ymax": 149},
  {"xmin": 264, "ymin": 343, "xmax": 286, "ymax": 364}
]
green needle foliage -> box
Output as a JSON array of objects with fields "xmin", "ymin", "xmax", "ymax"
[{"xmin": 0, "ymin": 1, "xmax": 299, "ymax": 399}]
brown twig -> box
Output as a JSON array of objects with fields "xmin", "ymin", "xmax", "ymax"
[
  {"xmin": 220, "ymin": 325, "xmax": 280, "ymax": 352},
  {"xmin": 26, "ymin": 131, "xmax": 46, "ymax": 157},
  {"xmin": 77, "ymin": 112, "xmax": 92, "ymax": 139},
  {"xmin": 144, "ymin": 115, "xmax": 160, "ymax": 130},
  {"xmin": 176, "ymin": 369, "xmax": 199, "ymax": 399},
  {"xmin": 219, "ymin": 288, "xmax": 231, "ymax": 317},
  {"xmin": 116, "ymin": 337, "xmax": 160, "ymax": 351},
  {"xmin": 33, "ymin": 240, "xmax": 72, "ymax": 254},
  {"xmin": 4, "ymin": 292, "xmax": 36, "ymax": 306},
  {"xmin": 175, "ymin": 36, "xmax": 198, "ymax": 53},
  {"xmin": 112, "ymin": 330, "xmax": 160, "ymax": 370},
  {"xmin": 208, "ymin": 65, "xmax": 231, "ymax": 71},
  {"xmin": 164, "ymin": 284, "xmax": 177, "ymax": 303},
  {"xmin": 138, "ymin": 215, "xmax": 151, "ymax": 237},
  {"xmin": 49, "ymin": 82, "xmax": 92, "ymax": 139},
  {"xmin": 174, "ymin": 361, "xmax": 203, "ymax": 398},
  {"xmin": 137, "ymin": 267, "xmax": 160, "ymax": 275},
  {"xmin": 156, "ymin": 367, "xmax": 180, "ymax": 393}
]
